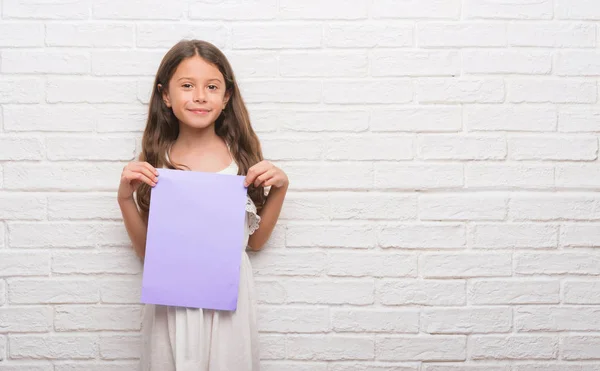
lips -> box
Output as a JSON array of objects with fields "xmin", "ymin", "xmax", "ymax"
[{"xmin": 188, "ymin": 108, "xmax": 210, "ymax": 114}]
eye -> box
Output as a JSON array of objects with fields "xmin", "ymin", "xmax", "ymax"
[
  {"xmin": 182, "ymin": 83, "xmax": 193, "ymax": 89},
  {"xmin": 208, "ymin": 85, "xmax": 218, "ymax": 90}
]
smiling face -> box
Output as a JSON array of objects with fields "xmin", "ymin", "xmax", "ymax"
[{"xmin": 161, "ymin": 55, "xmax": 230, "ymax": 131}]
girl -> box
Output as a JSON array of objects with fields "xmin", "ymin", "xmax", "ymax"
[{"xmin": 117, "ymin": 40, "xmax": 288, "ymax": 371}]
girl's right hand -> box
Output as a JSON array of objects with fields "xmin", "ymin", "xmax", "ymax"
[{"xmin": 118, "ymin": 161, "xmax": 159, "ymax": 201}]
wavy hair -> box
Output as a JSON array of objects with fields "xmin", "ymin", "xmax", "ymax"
[{"xmin": 136, "ymin": 40, "xmax": 265, "ymax": 216}]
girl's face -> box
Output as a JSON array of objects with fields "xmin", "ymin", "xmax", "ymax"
[{"xmin": 162, "ymin": 55, "xmax": 230, "ymax": 131}]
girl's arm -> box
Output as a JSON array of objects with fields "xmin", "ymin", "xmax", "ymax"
[
  {"xmin": 248, "ymin": 184, "xmax": 288, "ymax": 251},
  {"xmin": 119, "ymin": 197, "xmax": 148, "ymax": 260},
  {"xmin": 244, "ymin": 160, "xmax": 289, "ymax": 251}
]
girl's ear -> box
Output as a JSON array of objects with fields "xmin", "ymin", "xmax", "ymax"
[
  {"xmin": 223, "ymin": 90, "xmax": 231, "ymax": 108},
  {"xmin": 158, "ymin": 84, "xmax": 171, "ymax": 107}
]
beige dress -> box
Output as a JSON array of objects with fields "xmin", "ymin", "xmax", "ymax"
[{"xmin": 139, "ymin": 160, "xmax": 261, "ymax": 371}]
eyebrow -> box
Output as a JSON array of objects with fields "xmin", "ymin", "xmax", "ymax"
[{"xmin": 177, "ymin": 77, "xmax": 223, "ymax": 84}]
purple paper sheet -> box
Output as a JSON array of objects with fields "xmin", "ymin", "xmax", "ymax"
[{"xmin": 140, "ymin": 168, "xmax": 247, "ymax": 311}]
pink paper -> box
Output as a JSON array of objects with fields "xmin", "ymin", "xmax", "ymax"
[{"xmin": 140, "ymin": 168, "xmax": 247, "ymax": 311}]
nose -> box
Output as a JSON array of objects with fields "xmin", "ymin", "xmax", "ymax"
[{"xmin": 193, "ymin": 87, "xmax": 206, "ymax": 103}]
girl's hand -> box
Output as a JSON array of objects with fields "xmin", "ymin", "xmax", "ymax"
[
  {"xmin": 244, "ymin": 161, "xmax": 288, "ymax": 189},
  {"xmin": 118, "ymin": 161, "xmax": 159, "ymax": 201}
]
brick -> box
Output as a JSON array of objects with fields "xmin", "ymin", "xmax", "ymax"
[
  {"xmin": 0, "ymin": 23, "xmax": 44, "ymax": 47},
  {"xmin": 0, "ymin": 307, "xmax": 52, "ymax": 333},
  {"xmin": 376, "ymin": 336, "xmax": 466, "ymax": 361},
  {"xmin": 465, "ymin": 0, "xmax": 553, "ymax": 19},
  {"xmin": 8, "ymin": 279, "xmax": 99, "ymax": 304},
  {"xmin": 9, "ymin": 222, "xmax": 129, "ymax": 248},
  {"xmin": 421, "ymin": 253, "xmax": 511, "ymax": 278},
  {"xmin": 329, "ymin": 193, "xmax": 417, "ymax": 220},
  {"xmin": 99, "ymin": 278, "xmax": 141, "ymax": 304},
  {"xmin": 508, "ymin": 22, "xmax": 596, "ymax": 47},
  {"xmin": 47, "ymin": 78, "xmax": 138, "ymax": 103},
  {"xmin": 240, "ymin": 80, "xmax": 321, "ymax": 103},
  {"xmin": 466, "ymin": 105, "xmax": 557, "ymax": 132},
  {"xmin": 54, "ymin": 362, "xmax": 137, "ymax": 371},
  {"xmin": 0, "ymin": 251, "xmax": 50, "ymax": 277},
  {"xmin": 562, "ymin": 336, "xmax": 600, "ymax": 360},
  {"xmin": 1, "ymin": 51, "xmax": 90, "ymax": 74},
  {"xmin": 224, "ymin": 51, "xmax": 278, "ymax": 79},
  {"xmin": 48, "ymin": 193, "xmax": 122, "ymax": 220},
  {"xmin": 287, "ymin": 335, "xmax": 374, "ymax": 360},
  {"xmin": 379, "ymin": 224, "xmax": 466, "ymax": 249},
  {"xmin": 0, "ymin": 282, "xmax": 5, "ymax": 306},
  {"xmin": 324, "ymin": 23, "xmax": 413, "ymax": 48},
  {"xmin": 564, "ymin": 280, "xmax": 600, "ymax": 304},
  {"xmin": 327, "ymin": 252, "xmax": 417, "ymax": 278},
  {"xmin": 100, "ymin": 334, "xmax": 140, "ymax": 360},
  {"xmin": 515, "ymin": 365, "xmax": 600, "ymax": 371},
  {"xmin": 508, "ymin": 135, "xmax": 597, "ymax": 160},
  {"xmin": 278, "ymin": 193, "xmax": 329, "ymax": 220},
  {"xmin": 189, "ymin": 0, "xmax": 277, "ymax": 20},
  {"xmin": 557, "ymin": 164, "xmax": 600, "ymax": 189},
  {"xmin": 420, "ymin": 194, "xmax": 507, "ymax": 221},
  {"xmin": 3, "ymin": 0, "xmax": 89, "ymax": 19},
  {"xmin": 557, "ymin": 0, "xmax": 600, "ymax": 20},
  {"xmin": 258, "ymin": 306, "xmax": 329, "ymax": 333},
  {"xmin": 284, "ymin": 279, "xmax": 374, "ymax": 305},
  {"xmin": 0, "ymin": 137, "xmax": 43, "ymax": 160},
  {"xmin": 557, "ymin": 51, "xmax": 600, "ymax": 76},
  {"xmin": 466, "ymin": 164, "xmax": 554, "ymax": 189},
  {"xmin": 0, "ymin": 78, "xmax": 44, "ymax": 103},
  {"xmin": 3, "ymin": 105, "xmax": 96, "ymax": 132},
  {"xmin": 280, "ymin": 51, "xmax": 367, "ymax": 77},
  {"xmin": 262, "ymin": 362, "xmax": 327, "ymax": 371},
  {"xmin": 9, "ymin": 335, "xmax": 98, "ymax": 360},
  {"xmin": 468, "ymin": 279, "xmax": 559, "ymax": 304},
  {"xmin": 378, "ymin": 280, "xmax": 466, "ymax": 306},
  {"xmin": 515, "ymin": 252, "xmax": 600, "ymax": 275},
  {"xmin": 47, "ymin": 23, "xmax": 134, "ymax": 47},
  {"xmin": 0, "ymin": 336, "xmax": 4, "ymax": 360},
  {"xmin": 422, "ymin": 307, "xmax": 512, "ymax": 334},
  {"xmin": 374, "ymin": 163, "xmax": 463, "ymax": 189},
  {"xmin": 0, "ymin": 193, "xmax": 46, "ymax": 219},
  {"xmin": 470, "ymin": 335, "xmax": 558, "ymax": 360},
  {"xmin": 372, "ymin": 0, "xmax": 460, "ymax": 19},
  {"xmin": 515, "ymin": 306, "xmax": 600, "ymax": 331},
  {"xmin": 52, "ymin": 251, "xmax": 141, "ymax": 275},
  {"xmin": 286, "ymin": 223, "xmax": 376, "ymax": 248},
  {"xmin": 418, "ymin": 23, "xmax": 506, "ymax": 47},
  {"xmin": 559, "ymin": 107, "xmax": 600, "ymax": 132},
  {"xmin": 326, "ymin": 135, "xmax": 413, "ymax": 160},
  {"xmin": 55, "ymin": 305, "xmax": 141, "ymax": 331},
  {"xmin": 251, "ymin": 251, "xmax": 326, "ymax": 276},
  {"xmin": 509, "ymin": 194, "xmax": 600, "ymax": 221},
  {"xmin": 0, "ymin": 363, "xmax": 53, "ymax": 371},
  {"xmin": 137, "ymin": 24, "xmax": 227, "ymax": 48},
  {"xmin": 259, "ymin": 334, "xmax": 286, "ymax": 359},
  {"xmin": 463, "ymin": 50, "xmax": 551, "ymax": 74},
  {"xmin": 285, "ymin": 162, "xmax": 373, "ymax": 190},
  {"xmin": 418, "ymin": 135, "xmax": 506, "ymax": 160},
  {"xmin": 332, "ymin": 308, "xmax": 418, "ymax": 333},
  {"xmin": 561, "ymin": 223, "xmax": 600, "ymax": 247},
  {"xmin": 417, "ymin": 79, "xmax": 504, "ymax": 103},
  {"xmin": 4, "ymin": 163, "xmax": 123, "ymax": 191},
  {"xmin": 424, "ymin": 365, "xmax": 510, "ymax": 371},
  {"xmin": 280, "ymin": 0, "xmax": 367, "ymax": 19},
  {"xmin": 371, "ymin": 107, "xmax": 462, "ymax": 132},
  {"xmin": 260, "ymin": 137, "xmax": 324, "ymax": 160},
  {"xmin": 232, "ymin": 24, "xmax": 321, "ymax": 49},
  {"xmin": 509, "ymin": 79, "xmax": 596, "ymax": 103},
  {"xmin": 325, "ymin": 80, "xmax": 413, "ymax": 104},
  {"xmin": 96, "ymin": 104, "xmax": 147, "ymax": 132},
  {"xmin": 92, "ymin": 51, "xmax": 164, "ymax": 76},
  {"xmin": 46, "ymin": 136, "xmax": 136, "ymax": 161},
  {"xmin": 92, "ymin": 0, "xmax": 185, "ymax": 19},
  {"xmin": 371, "ymin": 51, "xmax": 460, "ymax": 77},
  {"xmin": 253, "ymin": 109, "xmax": 369, "ymax": 133},
  {"xmin": 470, "ymin": 223, "xmax": 558, "ymax": 249}
]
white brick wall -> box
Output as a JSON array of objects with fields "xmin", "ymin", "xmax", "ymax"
[{"xmin": 0, "ymin": 0, "xmax": 599, "ymax": 370}]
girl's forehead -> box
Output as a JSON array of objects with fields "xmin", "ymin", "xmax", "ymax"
[{"xmin": 172, "ymin": 55, "xmax": 224, "ymax": 82}]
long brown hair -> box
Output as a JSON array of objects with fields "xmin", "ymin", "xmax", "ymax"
[{"xmin": 136, "ymin": 40, "xmax": 265, "ymax": 215}]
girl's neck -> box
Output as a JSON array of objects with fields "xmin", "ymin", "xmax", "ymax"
[{"xmin": 174, "ymin": 122, "xmax": 222, "ymax": 154}]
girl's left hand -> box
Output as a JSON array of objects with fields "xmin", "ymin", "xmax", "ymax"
[{"xmin": 244, "ymin": 160, "xmax": 289, "ymax": 189}]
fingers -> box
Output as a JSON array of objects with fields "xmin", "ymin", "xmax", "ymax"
[
  {"xmin": 244, "ymin": 161, "xmax": 271, "ymax": 187},
  {"xmin": 123, "ymin": 170, "xmax": 156, "ymax": 187},
  {"xmin": 254, "ymin": 168, "xmax": 276, "ymax": 188}
]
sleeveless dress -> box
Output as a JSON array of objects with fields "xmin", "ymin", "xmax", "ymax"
[{"xmin": 138, "ymin": 159, "xmax": 261, "ymax": 371}]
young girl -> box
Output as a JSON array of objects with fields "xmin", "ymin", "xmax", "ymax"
[{"xmin": 117, "ymin": 40, "xmax": 288, "ymax": 371}]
